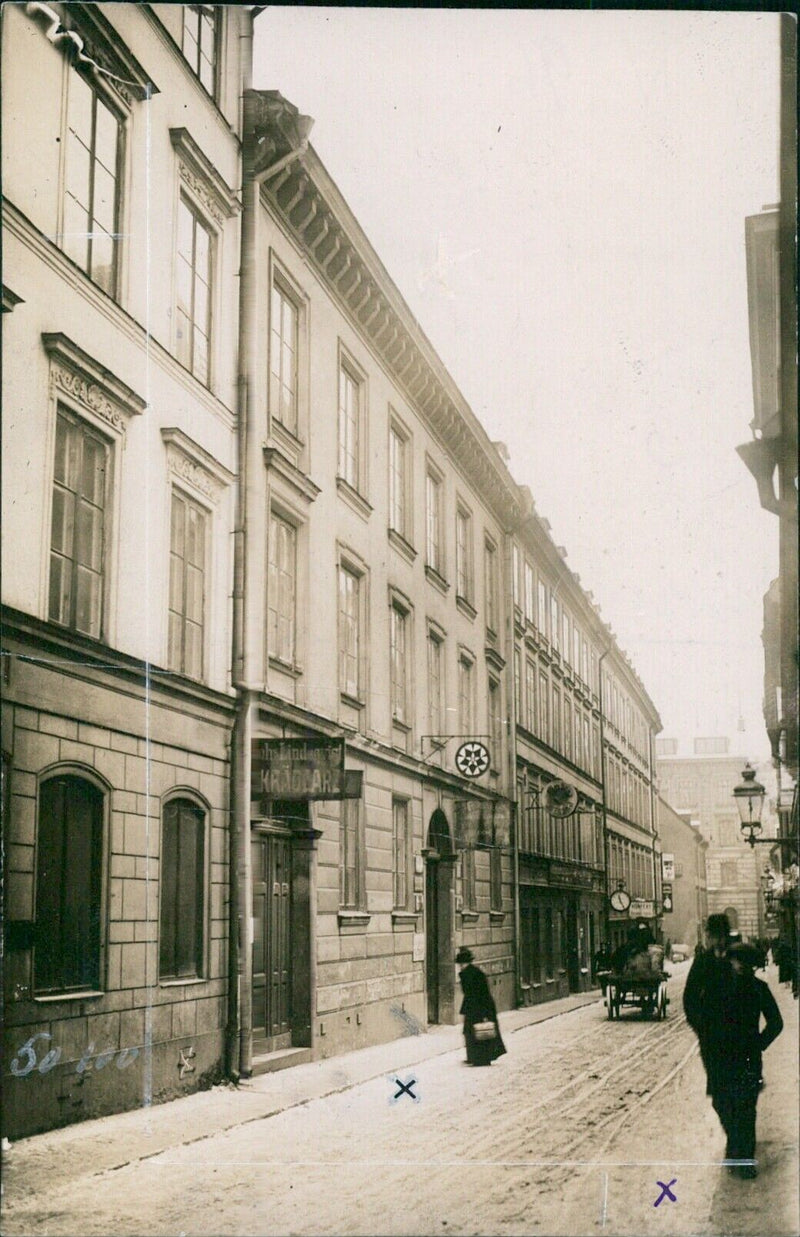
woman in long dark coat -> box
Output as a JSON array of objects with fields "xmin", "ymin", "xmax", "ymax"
[{"xmin": 456, "ymin": 946, "xmax": 507, "ymax": 1067}]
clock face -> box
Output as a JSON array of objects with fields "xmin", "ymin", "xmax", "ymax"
[{"xmin": 610, "ymin": 890, "xmax": 631, "ymax": 912}]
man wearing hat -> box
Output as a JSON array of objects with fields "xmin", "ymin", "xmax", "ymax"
[
  {"xmin": 456, "ymin": 947, "xmax": 506, "ymax": 1067},
  {"xmin": 705, "ymin": 941, "xmax": 784, "ymax": 1177}
]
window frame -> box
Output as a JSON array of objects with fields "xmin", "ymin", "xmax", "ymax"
[
  {"xmin": 461, "ymin": 846, "xmax": 477, "ymax": 913},
  {"xmin": 61, "ymin": 64, "xmax": 124, "ymax": 298},
  {"xmin": 425, "ymin": 461, "xmax": 445, "ymax": 579},
  {"xmin": 268, "ymin": 269, "xmax": 303, "ymax": 440},
  {"xmin": 158, "ymin": 792, "xmax": 208, "ymax": 983},
  {"xmin": 487, "ymin": 674, "xmax": 502, "ymax": 770},
  {"xmin": 388, "ymin": 412, "xmax": 414, "ymax": 547},
  {"xmin": 48, "ymin": 405, "xmax": 112, "ymax": 642},
  {"xmin": 389, "ymin": 590, "xmax": 413, "ymax": 729},
  {"xmin": 340, "ymin": 793, "xmax": 366, "ymax": 911},
  {"xmin": 181, "ymin": 3, "xmax": 220, "ymax": 98},
  {"xmin": 427, "ymin": 622, "xmax": 446, "ymax": 741},
  {"xmin": 484, "ymin": 536, "xmax": 499, "ymax": 637},
  {"xmin": 457, "ymin": 648, "xmax": 475, "ymax": 737},
  {"xmin": 267, "ymin": 508, "xmax": 298, "ymax": 670},
  {"xmin": 175, "ymin": 192, "xmax": 215, "ymax": 387},
  {"xmin": 455, "ymin": 502, "xmax": 474, "ymax": 605},
  {"xmin": 34, "ymin": 769, "xmax": 107, "ymax": 996},
  {"xmin": 167, "ymin": 486, "xmax": 209, "ymax": 681},
  {"xmin": 490, "ymin": 845, "xmax": 503, "ymax": 913},
  {"xmin": 338, "ymin": 554, "xmax": 366, "ymax": 707},
  {"xmin": 392, "ymin": 796, "xmax": 412, "ymax": 911},
  {"xmin": 337, "ymin": 345, "xmax": 368, "ymax": 499}
]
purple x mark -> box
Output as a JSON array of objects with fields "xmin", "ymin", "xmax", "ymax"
[{"xmin": 653, "ymin": 1179, "xmax": 677, "ymax": 1207}]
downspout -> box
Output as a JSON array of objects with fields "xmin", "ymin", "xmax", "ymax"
[
  {"xmin": 598, "ymin": 648, "xmax": 610, "ymax": 948},
  {"xmin": 648, "ymin": 729, "xmax": 660, "ymax": 938},
  {"xmin": 229, "ymin": 62, "xmax": 309, "ymax": 1079},
  {"xmin": 504, "ymin": 528, "xmax": 521, "ymax": 1007}
]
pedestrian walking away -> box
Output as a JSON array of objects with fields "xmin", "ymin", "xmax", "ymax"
[
  {"xmin": 456, "ymin": 947, "xmax": 507, "ymax": 1067},
  {"xmin": 684, "ymin": 916, "xmax": 783, "ymax": 1180}
]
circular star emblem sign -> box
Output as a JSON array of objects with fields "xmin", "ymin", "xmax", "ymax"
[{"xmin": 454, "ymin": 741, "xmax": 491, "ymax": 779}]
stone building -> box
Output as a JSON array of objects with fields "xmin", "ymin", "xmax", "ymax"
[
  {"xmin": 656, "ymin": 737, "xmax": 775, "ymax": 939},
  {"xmin": 2, "ymin": 2, "xmax": 248, "ymax": 1137},
  {"xmin": 656, "ymin": 796, "xmax": 708, "ymax": 950}
]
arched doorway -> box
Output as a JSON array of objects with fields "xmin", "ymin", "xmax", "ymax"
[
  {"xmin": 426, "ymin": 810, "xmax": 456, "ymax": 1025},
  {"xmin": 723, "ymin": 906, "xmax": 739, "ymax": 930}
]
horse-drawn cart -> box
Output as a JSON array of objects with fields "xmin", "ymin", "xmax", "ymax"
[{"xmin": 603, "ymin": 970, "xmax": 669, "ymax": 1020}]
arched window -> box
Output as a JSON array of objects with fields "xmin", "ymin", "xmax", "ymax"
[
  {"xmin": 159, "ymin": 798, "xmax": 206, "ymax": 980},
  {"xmin": 36, "ymin": 775, "xmax": 103, "ymax": 994}
]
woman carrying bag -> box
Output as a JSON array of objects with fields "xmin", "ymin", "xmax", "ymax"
[{"xmin": 456, "ymin": 946, "xmax": 507, "ymax": 1066}]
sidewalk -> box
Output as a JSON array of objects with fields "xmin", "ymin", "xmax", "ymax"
[{"xmin": 2, "ymin": 988, "xmax": 602, "ymax": 1200}]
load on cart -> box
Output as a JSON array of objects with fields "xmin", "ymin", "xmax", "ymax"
[{"xmin": 602, "ymin": 924, "xmax": 670, "ymax": 1021}]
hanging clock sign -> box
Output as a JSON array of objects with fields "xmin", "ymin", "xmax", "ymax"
[
  {"xmin": 610, "ymin": 889, "xmax": 631, "ymax": 913},
  {"xmin": 454, "ymin": 741, "xmax": 491, "ymax": 779}
]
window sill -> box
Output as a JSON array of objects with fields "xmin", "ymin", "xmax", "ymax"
[
  {"xmin": 456, "ymin": 595, "xmax": 477, "ymax": 622},
  {"xmin": 489, "ymin": 910, "xmax": 505, "ymax": 922},
  {"xmin": 392, "ymin": 716, "xmax": 411, "ymax": 733},
  {"xmin": 159, "ymin": 977, "xmax": 207, "ymax": 988},
  {"xmin": 336, "ymin": 476, "xmax": 372, "ymax": 521},
  {"xmin": 388, "ymin": 527, "xmax": 417, "ymax": 565},
  {"xmin": 34, "ymin": 990, "xmax": 104, "ymax": 1003},
  {"xmin": 269, "ymin": 656, "xmax": 303, "ymax": 679},
  {"xmin": 392, "ymin": 910, "xmax": 419, "ymax": 926},
  {"xmin": 340, "ymin": 691, "xmax": 365, "ymax": 710},
  {"xmin": 338, "ymin": 910, "xmax": 371, "ymax": 929},
  {"xmin": 269, "ymin": 416, "xmax": 305, "ymax": 453},
  {"xmin": 461, "ymin": 910, "xmax": 479, "ymax": 923},
  {"xmin": 424, "ymin": 565, "xmax": 449, "ymax": 595}
]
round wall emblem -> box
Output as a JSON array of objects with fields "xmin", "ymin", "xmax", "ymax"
[{"xmin": 454, "ymin": 741, "xmax": 490, "ymax": 779}]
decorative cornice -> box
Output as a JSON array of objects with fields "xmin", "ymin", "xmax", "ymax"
[
  {"xmin": 161, "ymin": 427, "xmax": 235, "ymax": 506},
  {"xmin": 2, "ymin": 285, "xmax": 24, "ymax": 313},
  {"xmin": 263, "ymin": 446, "xmax": 320, "ymax": 505},
  {"xmin": 42, "ymin": 332, "xmax": 146, "ymax": 434},
  {"xmin": 170, "ymin": 128, "xmax": 240, "ymax": 225}
]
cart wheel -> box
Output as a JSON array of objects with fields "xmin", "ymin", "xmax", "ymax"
[{"xmin": 658, "ymin": 987, "xmax": 668, "ymax": 1020}]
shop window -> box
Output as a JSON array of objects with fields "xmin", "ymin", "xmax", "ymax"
[{"xmin": 159, "ymin": 798, "xmax": 205, "ymax": 980}]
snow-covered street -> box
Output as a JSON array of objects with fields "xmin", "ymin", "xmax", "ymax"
[{"xmin": 2, "ymin": 964, "xmax": 797, "ymax": 1237}]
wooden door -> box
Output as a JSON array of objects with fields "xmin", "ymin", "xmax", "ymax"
[{"xmin": 252, "ymin": 834, "xmax": 292, "ymax": 1053}]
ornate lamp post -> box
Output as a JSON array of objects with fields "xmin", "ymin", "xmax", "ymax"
[{"xmin": 733, "ymin": 762, "xmax": 767, "ymax": 846}]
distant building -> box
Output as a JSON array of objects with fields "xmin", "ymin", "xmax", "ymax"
[
  {"xmin": 656, "ymin": 737, "xmax": 775, "ymax": 939},
  {"xmin": 656, "ymin": 797, "xmax": 708, "ymax": 949}
]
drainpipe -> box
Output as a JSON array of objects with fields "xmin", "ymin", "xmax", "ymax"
[
  {"xmin": 598, "ymin": 648, "xmax": 610, "ymax": 949},
  {"xmin": 228, "ymin": 66, "xmax": 310, "ymax": 1080},
  {"xmin": 648, "ymin": 729, "xmax": 660, "ymax": 939},
  {"xmin": 503, "ymin": 529, "xmax": 521, "ymax": 1007}
]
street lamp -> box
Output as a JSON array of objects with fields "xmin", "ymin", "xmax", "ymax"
[{"xmin": 733, "ymin": 762, "xmax": 767, "ymax": 846}]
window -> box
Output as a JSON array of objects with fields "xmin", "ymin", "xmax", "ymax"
[
  {"xmin": 552, "ymin": 686, "xmax": 561, "ymax": 751},
  {"xmin": 455, "ymin": 506, "xmax": 473, "ymax": 602},
  {"xmin": 581, "ymin": 637, "xmax": 589, "ymax": 685},
  {"xmin": 514, "ymin": 649, "xmax": 523, "ymax": 725},
  {"xmin": 63, "ymin": 69, "xmax": 120, "ymax": 295},
  {"xmin": 338, "ymin": 362, "xmax": 362, "ymax": 490},
  {"xmin": 269, "ymin": 279, "xmax": 299, "ymax": 435},
  {"xmin": 267, "ymin": 513, "xmax": 296, "ymax": 665},
  {"xmin": 539, "ymin": 672, "xmax": 549, "ymax": 744},
  {"xmin": 488, "ymin": 677, "xmax": 502, "ymax": 768},
  {"xmin": 490, "ymin": 846, "xmax": 503, "ymax": 912},
  {"xmin": 512, "ymin": 543, "xmax": 521, "ymax": 607},
  {"xmin": 573, "ymin": 625, "xmax": 581, "ymax": 673},
  {"xmin": 583, "ymin": 715, "xmax": 590, "ymax": 774},
  {"xmin": 182, "ymin": 4, "xmax": 218, "ymax": 95},
  {"xmin": 564, "ymin": 699, "xmax": 572, "ymax": 760},
  {"xmin": 524, "ymin": 561, "xmax": 535, "ymax": 624},
  {"xmin": 562, "ymin": 611, "xmax": 571, "ymax": 663},
  {"xmin": 338, "ymin": 566, "xmax": 361, "ymax": 700},
  {"xmin": 176, "ymin": 196, "xmax": 213, "ymax": 385},
  {"xmin": 388, "ymin": 422, "xmax": 410, "ymax": 539},
  {"xmin": 49, "ymin": 409, "xmax": 109, "ymax": 639},
  {"xmin": 166, "ymin": 491, "xmax": 208, "ymax": 678},
  {"xmin": 392, "ymin": 798, "xmax": 410, "ymax": 909},
  {"xmin": 484, "ymin": 539, "xmax": 499, "ymax": 634},
  {"xmin": 425, "ymin": 468, "xmax": 443, "ymax": 574},
  {"xmin": 428, "ymin": 628, "xmax": 444, "ymax": 738},
  {"xmin": 538, "ymin": 580, "xmax": 548, "ymax": 637},
  {"xmin": 525, "ymin": 660, "xmax": 537, "ymax": 735},
  {"xmin": 160, "ymin": 798, "xmax": 205, "ymax": 979},
  {"xmin": 462, "ymin": 848, "xmax": 476, "ymax": 911},
  {"xmin": 390, "ymin": 598, "xmax": 411, "ymax": 726},
  {"xmin": 550, "ymin": 595, "xmax": 560, "ymax": 651},
  {"xmin": 340, "ymin": 796, "xmax": 363, "ymax": 909},
  {"xmin": 35, "ymin": 775, "xmax": 103, "ymax": 994},
  {"xmin": 458, "ymin": 653, "xmax": 474, "ymax": 735}
]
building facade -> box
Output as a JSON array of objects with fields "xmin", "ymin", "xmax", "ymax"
[
  {"xmin": 656, "ymin": 738, "xmax": 775, "ymax": 939},
  {"xmin": 656, "ymin": 796, "xmax": 708, "ymax": 951},
  {"xmin": 3, "ymin": 5, "xmax": 669, "ymax": 1137},
  {"xmin": 2, "ymin": 2, "xmax": 247, "ymax": 1137}
]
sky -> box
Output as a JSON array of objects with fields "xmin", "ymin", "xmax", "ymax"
[{"xmin": 254, "ymin": 8, "xmax": 783, "ymax": 759}]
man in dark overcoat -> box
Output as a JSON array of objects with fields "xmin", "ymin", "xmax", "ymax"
[{"xmin": 456, "ymin": 946, "xmax": 506, "ymax": 1067}]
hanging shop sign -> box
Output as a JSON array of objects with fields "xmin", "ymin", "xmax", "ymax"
[
  {"xmin": 251, "ymin": 737, "xmax": 354, "ymax": 801},
  {"xmin": 661, "ymin": 883, "xmax": 673, "ymax": 913},
  {"xmin": 454, "ymin": 741, "xmax": 491, "ymax": 779},
  {"xmin": 661, "ymin": 854, "xmax": 675, "ymax": 882},
  {"xmin": 453, "ymin": 798, "xmax": 511, "ymax": 848},
  {"xmin": 629, "ymin": 898, "xmax": 656, "ymax": 919}
]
